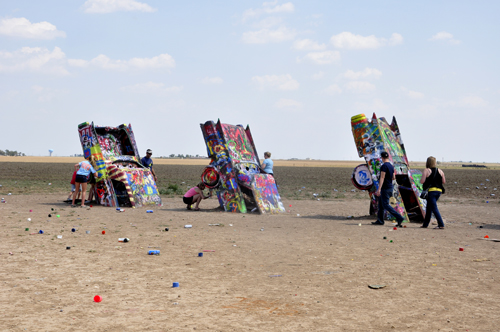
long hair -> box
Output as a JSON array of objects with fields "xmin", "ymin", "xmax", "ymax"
[
  {"xmin": 197, "ymin": 182, "xmax": 205, "ymax": 189},
  {"xmin": 426, "ymin": 156, "xmax": 437, "ymax": 168},
  {"xmin": 87, "ymin": 155, "xmax": 96, "ymax": 168},
  {"xmin": 264, "ymin": 151, "xmax": 271, "ymax": 158}
]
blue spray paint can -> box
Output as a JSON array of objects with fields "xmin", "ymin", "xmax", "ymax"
[
  {"xmin": 146, "ymin": 210, "xmax": 153, "ymax": 213},
  {"xmin": 148, "ymin": 250, "xmax": 160, "ymax": 255}
]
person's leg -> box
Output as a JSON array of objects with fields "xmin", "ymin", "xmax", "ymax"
[
  {"xmin": 381, "ymin": 188, "xmax": 405, "ymax": 225},
  {"xmin": 80, "ymin": 182, "xmax": 88, "ymax": 206},
  {"xmin": 429, "ymin": 192, "xmax": 444, "ymax": 228},
  {"xmin": 72, "ymin": 183, "xmax": 80, "ymax": 206},
  {"xmin": 376, "ymin": 192, "xmax": 386, "ymax": 224},
  {"xmin": 192, "ymin": 194, "xmax": 203, "ymax": 209},
  {"xmin": 422, "ymin": 195, "xmax": 435, "ymax": 228}
]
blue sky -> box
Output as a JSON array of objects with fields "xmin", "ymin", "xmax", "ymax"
[{"xmin": 0, "ymin": 0, "xmax": 498, "ymax": 162}]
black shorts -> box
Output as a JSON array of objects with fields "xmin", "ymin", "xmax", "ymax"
[
  {"xmin": 75, "ymin": 174, "xmax": 88, "ymax": 183},
  {"xmin": 183, "ymin": 196, "xmax": 194, "ymax": 205}
]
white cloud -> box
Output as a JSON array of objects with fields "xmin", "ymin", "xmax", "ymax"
[
  {"xmin": 242, "ymin": 26, "xmax": 296, "ymax": 44},
  {"xmin": 330, "ymin": 31, "xmax": 403, "ymax": 49},
  {"xmin": 300, "ymin": 50, "xmax": 340, "ymax": 65},
  {"xmin": 88, "ymin": 53, "xmax": 175, "ymax": 70},
  {"xmin": 251, "ymin": 74, "xmax": 299, "ymax": 91},
  {"xmin": 456, "ymin": 95, "xmax": 487, "ymax": 108},
  {"xmin": 120, "ymin": 82, "xmax": 182, "ymax": 94},
  {"xmin": 400, "ymin": 87, "xmax": 424, "ymax": 99},
  {"xmin": 83, "ymin": 0, "xmax": 156, "ymax": 13},
  {"xmin": 0, "ymin": 17, "xmax": 66, "ymax": 39},
  {"xmin": 311, "ymin": 71, "xmax": 325, "ymax": 80},
  {"xmin": 292, "ymin": 39, "xmax": 326, "ymax": 51},
  {"xmin": 201, "ymin": 77, "xmax": 223, "ymax": 84},
  {"xmin": 343, "ymin": 68, "xmax": 382, "ymax": 80},
  {"xmin": 0, "ymin": 47, "xmax": 68, "ymax": 75},
  {"xmin": 275, "ymin": 98, "xmax": 302, "ymax": 109},
  {"xmin": 323, "ymin": 84, "xmax": 342, "ymax": 95},
  {"xmin": 242, "ymin": 1, "xmax": 294, "ymax": 21},
  {"xmin": 345, "ymin": 81, "xmax": 376, "ymax": 93},
  {"xmin": 429, "ymin": 31, "xmax": 461, "ymax": 45}
]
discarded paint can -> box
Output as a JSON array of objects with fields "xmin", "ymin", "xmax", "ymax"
[
  {"xmin": 198, "ymin": 252, "xmax": 203, "ymax": 257},
  {"xmin": 25, "ymin": 228, "xmax": 29, "ymax": 231},
  {"xmin": 86, "ymin": 230, "xmax": 90, "ymax": 234},
  {"xmin": 71, "ymin": 228, "xmax": 76, "ymax": 232},
  {"xmin": 459, "ymin": 247, "xmax": 464, "ymax": 251},
  {"xmin": 172, "ymin": 282, "xmax": 179, "ymax": 288},
  {"xmin": 383, "ymin": 236, "xmax": 387, "ymax": 240},
  {"xmin": 57, "ymin": 235, "xmax": 62, "ymax": 239},
  {"xmin": 146, "ymin": 210, "xmax": 153, "ymax": 213},
  {"xmin": 164, "ymin": 228, "xmax": 169, "ymax": 231},
  {"xmin": 39, "ymin": 230, "xmax": 44, "ymax": 234},
  {"xmin": 184, "ymin": 225, "xmax": 192, "ymax": 228},
  {"xmin": 66, "ymin": 246, "xmax": 71, "ymax": 250},
  {"xmin": 393, "ymin": 227, "xmax": 397, "ymax": 230},
  {"xmin": 94, "ymin": 295, "xmax": 102, "ymax": 302},
  {"xmin": 148, "ymin": 250, "xmax": 160, "ymax": 255},
  {"xmin": 118, "ymin": 238, "xmax": 129, "ymax": 243},
  {"xmin": 116, "ymin": 208, "xmax": 124, "ymax": 212},
  {"xmin": 27, "ymin": 218, "xmax": 31, "ymax": 222},
  {"xmin": 102, "ymin": 230, "xmax": 106, "ymax": 235},
  {"xmin": 48, "ymin": 214, "xmax": 51, "ymax": 217}
]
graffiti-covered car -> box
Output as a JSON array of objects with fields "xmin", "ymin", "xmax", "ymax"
[
  {"xmin": 200, "ymin": 120, "xmax": 285, "ymax": 214},
  {"xmin": 77, "ymin": 122, "xmax": 162, "ymax": 208},
  {"xmin": 350, "ymin": 113, "xmax": 426, "ymax": 221}
]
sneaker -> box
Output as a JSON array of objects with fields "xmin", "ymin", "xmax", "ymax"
[{"xmin": 371, "ymin": 221, "xmax": 384, "ymax": 225}]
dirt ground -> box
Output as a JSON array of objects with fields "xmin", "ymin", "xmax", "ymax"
[{"xmin": 1, "ymin": 191, "xmax": 499, "ymax": 331}]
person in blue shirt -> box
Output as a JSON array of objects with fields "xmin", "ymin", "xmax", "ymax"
[
  {"xmin": 141, "ymin": 149, "xmax": 157, "ymax": 182},
  {"xmin": 372, "ymin": 151, "xmax": 405, "ymax": 227},
  {"xmin": 71, "ymin": 156, "xmax": 97, "ymax": 208},
  {"xmin": 261, "ymin": 151, "xmax": 274, "ymax": 176}
]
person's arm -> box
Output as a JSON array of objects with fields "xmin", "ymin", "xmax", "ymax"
[
  {"xmin": 420, "ymin": 169, "xmax": 429, "ymax": 184},
  {"xmin": 440, "ymin": 170, "xmax": 446, "ymax": 184},
  {"xmin": 376, "ymin": 171, "xmax": 386, "ymax": 196},
  {"xmin": 74, "ymin": 163, "xmax": 80, "ymax": 172},
  {"xmin": 151, "ymin": 167, "xmax": 157, "ymax": 181}
]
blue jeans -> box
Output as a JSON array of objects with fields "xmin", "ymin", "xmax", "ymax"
[
  {"xmin": 377, "ymin": 188, "xmax": 405, "ymax": 224},
  {"xmin": 423, "ymin": 191, "xmax": 444, "ymax": 228}
]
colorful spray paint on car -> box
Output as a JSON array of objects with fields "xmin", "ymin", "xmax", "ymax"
[
  {"xmin": 200, "ymin": 120, "xmax": 285, "ymax": 214},
  {"xmin": 77, "ymin": 122, "xmax": 162, "ymax": 208},
  {"xmin": 351, "ymin": 113, "xmax": 426, "ymax": 221}
]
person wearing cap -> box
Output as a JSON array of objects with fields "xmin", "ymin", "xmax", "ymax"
[
  {"xmin": 372, "ymin": 151, "xmax": 405, "ymax": 227},
  {"xmin": 141, "ymin": 149, "xmax": 157, "ymax": 182}
]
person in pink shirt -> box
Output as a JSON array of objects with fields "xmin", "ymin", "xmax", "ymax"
[{"xmin": 183, "ymin": 182, "xmax": 211, "ymax": 211}]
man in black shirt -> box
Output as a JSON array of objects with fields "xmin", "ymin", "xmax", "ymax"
[{"xmin": 372, "ymin": 151, "xmax": 405, "ymax": 227}]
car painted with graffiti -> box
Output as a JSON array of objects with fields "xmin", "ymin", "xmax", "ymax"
[
  {"xmin": 77, "ymin": 122, "xmax": 162, "ymax": 208},
  {"xmin": 350, "ymin": 113, "xmax": 426, "ymax": 221},
  {"xmin": 200, "ymin": 120, "xmax": 285, "ymax": 214}
]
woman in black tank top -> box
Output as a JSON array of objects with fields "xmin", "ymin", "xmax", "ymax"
[{"xmin": 420, "ymin": 156, "xmax": 446, "ymax": 229}]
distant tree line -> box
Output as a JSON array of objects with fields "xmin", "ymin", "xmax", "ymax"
[
  {"xmin": 164, "ymin": 154, "xmax": 204, "ymax": 159},
  {"xmin": 0, "ymin": 149, "xmax": 25, "ymax": 156}
]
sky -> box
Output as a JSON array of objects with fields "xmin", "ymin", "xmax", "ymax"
[{"xmin": 0, "ymin": 0, "xmax": 498, "ymax": 162}]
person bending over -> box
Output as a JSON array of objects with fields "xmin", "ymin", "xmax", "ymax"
[
  {"xmin": 183, "ymin": 182, "xmax": 211, "ymax": 211},
  {"xmin": 72, "ymin": 156, "xmax": 97, "ymax": 208},
  {"xmin": 372, "ymin": 151, "xmax": 405, "ymax": 227}
]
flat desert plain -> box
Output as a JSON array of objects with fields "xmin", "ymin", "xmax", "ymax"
[{"xmin": 1, "ymin": 159, "xmax": 499, "ymax": 331}]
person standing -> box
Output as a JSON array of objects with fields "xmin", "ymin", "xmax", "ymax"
[
  {"xmin": 420, "ymin": 156, "xmax": 446, "ymax": 229},
  {"xmin": 372, "ymin": 151, "xmax": 405, "ymax": 227},
  {"xmin": 141, "ymin": 149, "xmax": 157, "ymax": 182},
  {"xmin": 72, "ymin": 156, "xmax": 97, "ymax": 208},
  {"xmin": 261, "ymin": 151, "xmax": 274, "ymax": 176}
]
